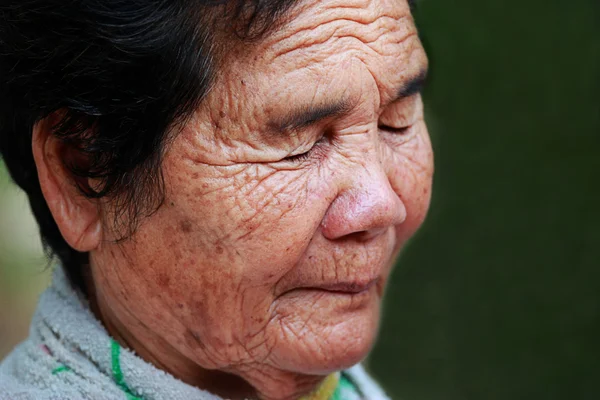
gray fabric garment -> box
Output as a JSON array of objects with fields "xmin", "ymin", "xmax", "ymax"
[{"xmin": 0, "ymin": 267, "xmax": 390, "ymax": 400}]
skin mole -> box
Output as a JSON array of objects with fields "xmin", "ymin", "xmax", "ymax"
[
  {"xmin": 157, "ymin": 272, "xmax": 171, "ymax": 288},
  {"xmin": 184, "ymin": 329, "xmax": 203, "ymax": 349},
  {"xmin": 180, "ymin": 219, "xmax": 193, "ymax": 233}
]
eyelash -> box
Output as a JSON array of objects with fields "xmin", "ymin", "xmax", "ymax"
[
  {"xmin": 283, "ymin": 149, "xmax": 312, "ymax": 162},
  {"xmin": 378, "ymin": 123, "xmax": 412, "ymax": 135},
  {"xmin": 282, "ymin": 137, "xmax": 325, "ymax": 163},
  {"xmin": 280, "ymin": 118, "xmax": 414, "ymax": 164}
]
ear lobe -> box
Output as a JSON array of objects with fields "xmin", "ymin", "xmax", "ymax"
[{"xmin": 31, "ymin": 114, "xmax": 102, "ymax": 252}]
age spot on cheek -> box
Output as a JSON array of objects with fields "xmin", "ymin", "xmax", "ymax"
[
  {"xmin": 180, "ymin": 219, "xmax": 193, "ymax": 233},
  {"xmin": 157, "ymin": 272, "xmax": 171, "ymax": 288}
]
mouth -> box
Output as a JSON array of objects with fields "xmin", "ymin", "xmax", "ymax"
[
  {"xmin": 274, "ymin": 276, "xmax": 383, "ymax": 313},
  {"xmin": 297, "ymin": 278, "xmax": 380, "ymax": 295}
]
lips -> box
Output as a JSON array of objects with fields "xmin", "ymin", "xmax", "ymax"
[
  {"xmin": 275, "ymin": 230, "xmax": 396, "ymax": 299},
  {"xmin": 298, "ymin": 277, "xmax": 380, "ymax": 295}
]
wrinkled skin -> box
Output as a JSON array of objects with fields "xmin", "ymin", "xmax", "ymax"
[{"xmin": 87, "ymin": 0, "xmax": 432, "ymax": 399}]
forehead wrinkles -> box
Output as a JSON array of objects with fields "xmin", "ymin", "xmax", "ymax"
[
  {"xmin": 262, "ymin": 0, "xmax": 414, "ymax": 63},
  {"xmin": 188, "ymin": 0, "xmax": 422, "ymax": 149}
]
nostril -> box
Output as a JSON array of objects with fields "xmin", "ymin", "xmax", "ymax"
[{"xmin": 347, "ymin": 226, "xmax": 389, "ymax": 242}]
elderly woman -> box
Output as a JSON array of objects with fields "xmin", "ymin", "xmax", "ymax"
[{"xmin": 0, "ymin": 0, "xmax": 432, "ymax": 399}]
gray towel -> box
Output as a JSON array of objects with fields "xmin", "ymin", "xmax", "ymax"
[{"xmin": 0, "ymin": 267, "xmax": 390, "ymax": 400}]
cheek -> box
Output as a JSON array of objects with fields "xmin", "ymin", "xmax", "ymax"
[
  {"xmin": 108, "ymin": 158, "xmax": 335, "ymax": 367},
  {"xmin": 388, "ymin": 130, "xmax": 434, "ymax": 243},
  {"xmin": 186, "ymin": 167, "xmax": 323, "ymax": 279},
  {"xmin": 139, "ymin": 157, "xmax": 331, "ymax": 310}
]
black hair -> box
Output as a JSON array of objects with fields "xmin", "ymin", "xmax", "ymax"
[{"xmin": 0, "ymin": 0, "xmax": 298, "ymax": 290}]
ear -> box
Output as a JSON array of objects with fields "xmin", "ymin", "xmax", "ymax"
[{"xmin": 31, "ymin": 114, "xmax": 102, "ymax": 252}]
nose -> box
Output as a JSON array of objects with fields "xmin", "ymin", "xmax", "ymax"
[{"xmin": 320, "ymin": 164, "xmax": 406, "ymax": 241}]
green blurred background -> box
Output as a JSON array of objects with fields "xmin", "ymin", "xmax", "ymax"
[{"xmin": 1, "ymin": 0, "xmax": 599, "ymax": 399}]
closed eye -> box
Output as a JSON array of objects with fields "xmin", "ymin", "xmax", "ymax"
[
  {"xmin": 281, "ymin": 136, "xmax": 326, "ymax": 163},
  {"xmin": 378, "ymin": 123, "xmax": 411, "ymax": 135},
  {"xmin": 378, "ymin": 92, "xmax": 422, "ymax": 137},
  {"xmin": 282, "ymin": 148, "xmax": 312, "ymax": 162}
]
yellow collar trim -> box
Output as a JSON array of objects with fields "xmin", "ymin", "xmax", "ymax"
[{"xmin": 299, "ymin": 373, "xmax": 340, "ymax": 400}]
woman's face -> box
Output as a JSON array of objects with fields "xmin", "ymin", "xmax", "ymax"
[{"xmin": 91, "ymin": 0, "xmax": 432, "ymax": 397}]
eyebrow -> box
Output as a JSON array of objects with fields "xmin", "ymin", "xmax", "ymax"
[
  {"xmin": 270, "ymin": 99, "xmax": 353, "ymax": 134},
  {"xmin": 393, "ymin": 67, "xmax": 429, "ymax": 102},
  {"xmin": 269, "ymin": 67, "xmax": 429, "ymax": 135}
]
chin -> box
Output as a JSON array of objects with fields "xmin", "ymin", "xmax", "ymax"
[
  {"xmin": 318, "ymin": 319, "xmax": 379, "ymax": 374},
  {"xmin": 271, "ymin": 291, "xmax": 382, "ymax": 375}
]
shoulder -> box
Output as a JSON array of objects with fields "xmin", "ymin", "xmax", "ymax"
[
  {"xmin": 0, "ymin": 344, "xmax": 69, "ymax": 400},
  {"xmin": 0, "ymin": 341, "xmax": 122, "ymax": 400}
]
